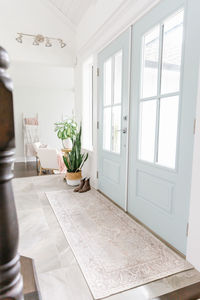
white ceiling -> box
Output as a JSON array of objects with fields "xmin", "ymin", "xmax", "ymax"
[{"xmin": 47, "ymin": 0, "xmax": 94, "ymax": 26}]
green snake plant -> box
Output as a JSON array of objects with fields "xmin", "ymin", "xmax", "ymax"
[{"xmin": 63, "ymin": 126, "xmax": 88, "ymax": 173}]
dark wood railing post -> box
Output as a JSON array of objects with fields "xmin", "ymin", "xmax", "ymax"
[{"xmin": 0, "ymin": 47, "xmax": 24, "ymax": 299}]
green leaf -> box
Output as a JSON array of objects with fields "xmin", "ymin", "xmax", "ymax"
[
  {"xmin": 63, "ymin": 156, "xmax": 70, "ymax": 170},
  {"xmin": 57, "ymin": 130, "xmax": 62, "ymax": 139},
  {"xmin": 54, "ymin": 119, "xmax": 78, "ymax": 142}
]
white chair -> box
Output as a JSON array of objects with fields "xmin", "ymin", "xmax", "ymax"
[
  {"xmin": 32, "ymin": 142, "xmax": 48, "ymax": 172},
  {"xmin": 37, "ymin": 148, "xmax": 59, "ymax": 175},
  {"xmin": 32, "ymin": 142, "xmax": 42, "ymax": 156}
]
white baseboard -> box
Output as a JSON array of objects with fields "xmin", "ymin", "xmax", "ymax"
[
  {"xmin": 91, "ymin": 178, "xmax": 98, "ymax": 190},
  {"xmin": 15, "ymin": 156, "xmax": 36, "ymax": 163}
]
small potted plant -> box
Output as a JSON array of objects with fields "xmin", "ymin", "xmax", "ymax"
[
  {"xmin": 63, "ymin": 126, "xmax": 88, "ymax": 186},
  {"xmin": 54, "ymin": 119, "xmax": 77, "ymax": 149}
]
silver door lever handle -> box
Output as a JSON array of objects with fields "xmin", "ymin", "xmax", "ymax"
[{"xmin": 116, "ymin": 128, "xmax": 127, "ymax": 133}]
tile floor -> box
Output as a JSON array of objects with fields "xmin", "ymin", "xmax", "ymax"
[{"xmin": 13, "ymin": 175, "xmax": 200, "ymax": 300}]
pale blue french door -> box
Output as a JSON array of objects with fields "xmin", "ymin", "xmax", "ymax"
[
  {"xmin": 128, "ymin": 0, "xmax": 200, "ymax": 254},
  {"xmin": 98, "ymin": 29, "xmax": 130, "ymax": 209}
]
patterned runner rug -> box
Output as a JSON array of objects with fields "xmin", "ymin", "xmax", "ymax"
[{"xmin": 46, "ymin": 189, "xmax": 192, "ymax": 299}]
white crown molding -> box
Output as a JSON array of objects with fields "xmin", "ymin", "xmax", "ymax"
[
  {"xmin": 40, "ymin": 0, "xmax": 77, "ymax": 34},
  {"xmin": 77, "ymin": 0, "xmax": 160, "ymax": 58}
]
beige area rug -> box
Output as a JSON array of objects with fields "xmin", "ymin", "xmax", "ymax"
[{"xmin": 46, "ymin": 189, "xmax": 192, "ymax": 299}]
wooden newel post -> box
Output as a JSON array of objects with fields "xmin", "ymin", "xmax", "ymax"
[{"xmin": 0, "ymin": 47, "xmax": 24, "ymax": 299}]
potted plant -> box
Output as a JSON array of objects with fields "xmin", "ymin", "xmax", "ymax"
[
  {"xmin": 63, "ymin": 126, "xmax": 88, "ymax": 186},
  {"xmin": 54, "ymin": 119, "xmax": 77, "ymax": 149}
]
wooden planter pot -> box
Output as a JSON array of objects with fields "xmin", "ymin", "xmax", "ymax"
[{"xmin": 66, "ymin": 171, "xmax": 82, "ymax": 186}]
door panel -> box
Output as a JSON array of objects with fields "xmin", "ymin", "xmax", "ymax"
[
  {"xmin": 128, "ymin": 0, "xmax": 200, "ymax": 254},
  {"xmin": 98, "ymin": 29, "xmax": 130, "ymax": 209}
]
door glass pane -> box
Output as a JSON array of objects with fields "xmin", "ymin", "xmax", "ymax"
[
  {"xmin": 104, "ymin": 58, "xmax": 112, "ymax": 106},
  {"xmin": 161, "ymin": 10, "xmax": 184, "ymax": 94},
  {"xmin": 103, "ymin": 107, "xmax": 111, "ymax": 151},
  {"xmin": 112, "ymin": 105, "xmax": 121, "ymax": 153},
  {"xmin": 139, "ymin": 100, "xmax": 157, "ymax": 162},
  {"xmin": 141, "ymin": 26, "xmax": 160, "ymax": 98},
  {"xmin": 157, "ymin": 96, "xmax": 179, "ymax": 168},
  {"xmin": 114, "ymin": 51, "xmax": 122, "ymax": 104}
]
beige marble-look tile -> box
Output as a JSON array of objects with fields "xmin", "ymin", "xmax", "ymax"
[
  {"xmin": 32, "ymin": 175, "xmax": 67, "ymax": 191},
  {"xmin": 38, "ymin": 191, "xmax": 50, "ymax": 207},
  {"xmin": 106, "ymin": 269, "xmax": 200, "ymax": 300},
  {"xmin": 18, "ymin": 208, "xmax": 49, "ymax": 253},
  {"xmin": 15, "ymin": 192, "xmax": 41, "ymax": 211},
  {"xmin": 26, "ymin": 237, "xmax": 62, "ymax": 274},
  {"xmin": 59, "ymin": 246, "xmax": 77, "ymax": 268},
  {"xmin": 12, "ymin": 179, "xmax": 35, "ymax": 193},
  {"xmin": 38, "ymin": 265, "xmax": 93, "ymax": 300},
  {"xmin": 42, "ymin": 205, "xmax": 61, "ymax": 230},
  {"xmin": 147, "ymin": 269, "xmax": 200, "ymax": 298},
  {"xmin": 50, "ymin": 226, "xmax": 70, "ymax": 254}
]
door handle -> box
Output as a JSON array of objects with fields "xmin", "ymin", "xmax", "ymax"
[{"xmin": 116, "ymin": 128, "xmax": 127, "ymax": 134}]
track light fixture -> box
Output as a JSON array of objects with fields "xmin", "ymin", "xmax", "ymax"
[
  {"xmin": 16, "ymin": 33, "xmax": 23, "ymax": 43},
  {"xmin": 16, "ymin": 33, "xmax": 67, "ymax": 49},
  {"xmin": 45, "ymin": 38, "xmax": 52, "ymax": 47},
  {"xmin": 58, "ymin": 39, "xmax": 66, "ymax": 48},
  {"xmin": 33, "ymin": 38, "xmax": 40, "ymax": 46}
]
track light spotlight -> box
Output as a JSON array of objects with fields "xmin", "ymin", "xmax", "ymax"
[
  {"xmin": 33, "ymin": 38, "xmax": 39, "ymax": 46},
  {"xmin": 16, "ymin": 34, "xmax": 23, "ymax": 43},
  {"xmin": 61, "ymin": 41, "xmax": 66, "ymax": 48},
  {"xmin": 58, "ymin": 39, "xmax": 66, "ymax": 48},
  {"xmin": 45, "ymin": 38, "xmax": 52, "ymax": 47}
]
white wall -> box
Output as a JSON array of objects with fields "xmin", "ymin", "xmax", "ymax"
[
  {"xmin": 10, "ymin": 62, "xmax": 75, "ymax": 161},
  {"xmin": 0, "ymin": 0, "xmax": 76, "ymax": 66},
  {"xmin": 186, "ymin": 66, "xmax": 200, "ymax": 270}
]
